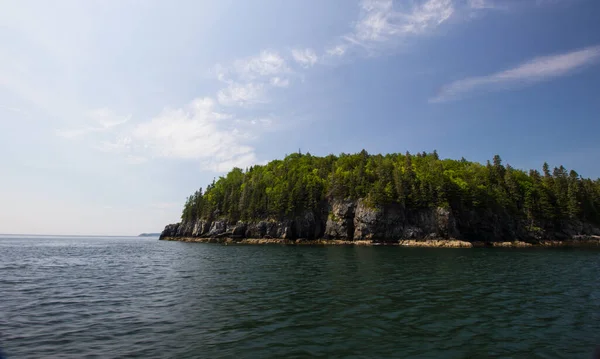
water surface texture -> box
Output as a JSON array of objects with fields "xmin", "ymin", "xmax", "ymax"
[{"xmin": 1, "ymin": 235, "xmax": 600, "ymax": 358}]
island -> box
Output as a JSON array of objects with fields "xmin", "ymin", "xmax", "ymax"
[
  {"xmin": 159, "ymin": 151, "xmax": 600, "ymax": 247},
  {"xmin": 138, "ymin": 233, "xmax": 161, "ymax": 237}
]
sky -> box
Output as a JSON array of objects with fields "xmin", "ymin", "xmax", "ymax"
[{"xmin": 1, "ymin": 0, "xmax": 600, "ymax": 235}]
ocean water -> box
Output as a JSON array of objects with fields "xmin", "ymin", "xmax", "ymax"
[{"xmin": 1, "ymin": 235, "xmax": 599, "ymax": 358}]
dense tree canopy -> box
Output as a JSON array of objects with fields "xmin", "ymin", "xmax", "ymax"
[{"xmin": 181, "ymin": 151, "xmax": 600, "ymax": 230}]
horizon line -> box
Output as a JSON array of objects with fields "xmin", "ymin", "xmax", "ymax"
[{"xmin": 0, "ymin": 233, "xmax": 160, "ymax": 237}]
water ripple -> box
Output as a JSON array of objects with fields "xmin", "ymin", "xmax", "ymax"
[{"xmin": 1, "ymin": 237, "xmax": 600, "ymax": 358}]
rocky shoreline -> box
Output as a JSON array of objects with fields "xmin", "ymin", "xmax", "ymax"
[
  {"xmin": 160, "ymin": 235, "xmax": 600, "ymax": 248},
  {"xmin": 160, "ymin": 198, "xmax": 600, "ymax": 248}
]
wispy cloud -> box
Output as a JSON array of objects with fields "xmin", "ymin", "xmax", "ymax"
[
  {"xmin": 125, "ymin": 155, "xmax": 148, "ymax": 165},
  {"xmin": 468, "ymin": 0, "xmax": 496, "ymax": 9},
  {"xmin": 95, "ymin": 136, "xmax": 133, "ymax": 153},
  {"xmin": 217, "ymin": 82, "xmax": 266, "ymax": 106},
  {"xmin": 218, "ymin": 50, "xmax": 289, "ymax": 82},
  {"xmin": 55, "ymin": 0, "xmax": 576, "ymax": 173},
  {"xmin": 56, "ymin": 109, "xmax": 130, "ymax": 138},
  {"xmin": 467, "ymin": 0, "xmax": 573, "ymax": 12},
  {"xmin": 55, "ymin": 48, "xmax": 282, "ymax": 171},
  {"xmin": 325, "ymin": 45, "xmax": 347, "ymax": 57},
  {"xmin": 291, "ymin": 48, "xmax": 318, "ymax": 67},
  {"xmin": 342, "ymin": 0, "xmax": 454, "ymax": 50},
  {"xmin": 400, "ymin": 0, "xmax": 455, "ymax": 35},
  {"xmin": 88, "ymin": 47, "xmax": 299, "ymax": 171},
  {"xmin": 270, "ymin": 77, "xmax": 290, "ymax": 88},
  {"xmin": 100, "ymin": 97, "xmax": 262, "ymax": 172},
  {"xmin": 89, "ymin": 108, "xmax": 130, "ymax": 128},
  {"xmin": 431, "ymin": 45, "xmax": 600, "ymax": 103},
  {"xmin": 328, "ymin": 0, "xmax": 565, "ymax": 57},
  {"xmin": 213, "ymin": 50, "xmax": 292, "ymax": 109},
  {"xmin": 535, "ymin": 0, "xmax": 566, "ymax": 5},
  {"xmin": 0, "ymin": 105, "xmax": 28, "ymax": 115},
  {"xmin": 85, "ymin": 0, "xmax": 500, "ymax": 172}
]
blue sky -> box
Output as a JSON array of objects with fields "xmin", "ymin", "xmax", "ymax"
[{"xmin": 1, "ymin": 0, "xmax": 600, "ymax": 235}]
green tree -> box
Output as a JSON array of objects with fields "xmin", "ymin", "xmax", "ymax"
[{"xmin": 176, "ymin": 151, "xmax": 600, "ymax": 234}]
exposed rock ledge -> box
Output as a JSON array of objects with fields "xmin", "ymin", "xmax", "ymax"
[
  {"xmin": 160, "ymin": 236, "xmax": 600, "ymax": 248},
  {"xmin": 160, "ymin": 198, "xmax": 600, "ymax": 247}
]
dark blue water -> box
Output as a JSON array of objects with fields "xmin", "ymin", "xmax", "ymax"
[{"xmin": 1, "ymin": 235, "xmax": 600, "ymax": 358}]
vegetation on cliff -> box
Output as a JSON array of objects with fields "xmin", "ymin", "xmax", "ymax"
[{"xmin": 180, "ymin": 151, "xmax": 600, "ymax": 233}]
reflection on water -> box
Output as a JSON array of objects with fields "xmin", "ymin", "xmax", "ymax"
[{"xmin": 1, "ymin": 236, "xmax": 600, "ymax": 358}]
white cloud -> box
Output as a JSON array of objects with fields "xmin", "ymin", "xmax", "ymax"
[
  {"xmin": 251, "ymin": 118, "xmax": 274, "ymax": 127},
  {"xmin": 270, "ymin": 77, "xmax": 290, "ymax": 87},
  {"xmin": 56, "ymin": 128, "xmax": 95, "ymax": 138},
  {"xmin": 231, "ymin": 50, "xmax": 289, "ymax": 81},
  {"xmin": 212, "ymin": 50, "xmax": 292, "ymax": 110},
  {"xmin": 95, "ymin": 136, "xmax": 133, "ymax": 153},
  {"xmin": 350, "ymin": 0, "xmax": 394, "ymax": 43},
  {"xmin": 125, "ymin": 155, "xmax": 148, "ymax": 165},
  {"xmin": 327, "ymin": 0, "xmax": 561, "ymax": 59},
  {"xmin": 431, "ymin": 45, "xmax": 600, "ymax": 103},
  {"xmin": 468, "ymin": 0, "xmax": 494, "ymax": 9},
  {"xmin": 110, "ymin": 97, "xmax": 259, "ymax": 172},
  {"xmin": 89, "ymin": 47, "xmax": 295, "ymax": 171},
  {"xmin": 535, "ymin": 0, "xmax": 564, "ymax": 5},
  {"xmin": 0, "ymin": 105, "xmax": 28, "ymax": 115},
  {"xmin": 402, "ymin": 0, "xmax": 454, "ymax": 35},
  {"xmin": 326, "ymin": 45, "xmax": 347, "ymax": 57},
  {"xmin": 88, "ymin": 108, "xmax": 130, "ymax": 128},
  {"xmin": 213, "ymin": 64, "xmax": 229, "ymax": 82},
  {"xmin": 207, "ymin": 1, "xmax": 461, "ymax": 113},
  {"xmin": 217, "ymin": 82, "xmax": 266, "ymax": 106},
  {"xmin": 55, "ymin": 0, "xmax": 576, "ymax": 172},
  {"xmin": 56, "ymin": 109, "xmax": 130, "ymax": 138},
  {"xmin": 213, "ymin": 50, "xmax": 289, "ymax": 85},
  {"xmin": 466, "ymin": 0, "xmax": 566, "ymax": 13},
  {"xmin": 291, "ymin": 48, "xmax": 318, "ymax": 67},
  {"xmin": 346, "ymin": 0, "xmax": 454, "ymax": 47}
]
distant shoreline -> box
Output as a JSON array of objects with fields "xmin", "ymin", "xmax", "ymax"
[
  {"xmin": 159, "ymin": 236, "xmax": 600, "ymax": 248},
  {"xmin": 0, "ymin": 234, "xmax": 147, "ymax": 238}
]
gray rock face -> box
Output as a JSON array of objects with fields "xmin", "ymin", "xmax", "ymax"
[
  {"xmin": 160, "ymin": 223, "xmax": 180, "ymax": 239},
  {"xmin": 352, "ymin": 199, "xmax": 457, "ymax": 241},
  {"xmin": 353, "ymin": 199, "xmax": 383, "ymax": 240},
  {"xmin": 232, "ymin": 222, "xmax": 247, "ymax": 236},
  {"xmin": 192, "ymin": 219, "xmax": 208, "ymax": 237},
  {"xmin": 160, "ymin": 197, "xmax": 600, "ymax": 242},
  {"xmin": 294, "ymin": 211, "xmax": 313, "ymax": 239},
  {"xmin": 324, "ymin": 199, "xmax": 356, "ymax": 239},
  {"xmin": 434, "ymin": 207, "xmax": 458, "ymax": 238},
  {"xmin": 245, "ymin": 221, "xmax": 267, "ymax": 238},
  {"xmin": 208, "ymin": 221, "xmax": 227, "ymax": 237}
]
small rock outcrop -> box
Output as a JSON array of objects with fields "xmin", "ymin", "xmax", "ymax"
[{"xmin": 324, "ymin": 199, "xmax": 356, "ymax": 239}]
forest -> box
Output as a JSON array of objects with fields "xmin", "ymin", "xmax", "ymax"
[{"xmin": 180, "ymin": 150, "xmax": 600, "ymax": 232}]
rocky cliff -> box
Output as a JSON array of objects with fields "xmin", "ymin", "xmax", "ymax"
[{"xmin": 160, "ymin": 198, "xmax": 600, "ymax": 244}]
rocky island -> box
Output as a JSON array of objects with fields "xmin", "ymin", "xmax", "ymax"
[{"xmin": 160, "ymin": 151, "xmax": 600, "ymax": 247}]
